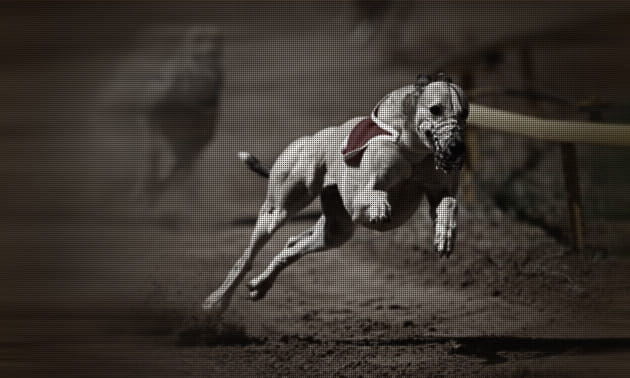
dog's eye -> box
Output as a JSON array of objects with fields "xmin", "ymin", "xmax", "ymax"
[{"xmin": 429, "ymin": 105, "xmax": 443, "ymax": 116}]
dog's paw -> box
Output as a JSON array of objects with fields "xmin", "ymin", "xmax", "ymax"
[
  {"xmin": 367, "ymin": 197, "xmax": 392, "ymax": 224},
  {"xmin": 434, "ymin": 224, "xmax": 456, "ymax": 258},
  {"xmin": 201, "ymin": 290, "xmax": 229, "ymax": 315},
  {"xmin": 246, "ymin": 278, "xmax": 271, "ymax": 301}
]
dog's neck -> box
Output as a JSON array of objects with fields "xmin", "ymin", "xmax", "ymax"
[{"xmin": 373, "ymin": 85, "xmax": 413, "ymax": 130}]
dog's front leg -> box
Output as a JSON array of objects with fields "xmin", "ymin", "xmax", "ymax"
[
  {"xmin": 349, "ymin": 143, "xmax": 410, "ymax": 225},
  {"xmin": 430, "ymin": 196, "xmax": 458, "ymax": 258},
  {"xmin": 353, "ymin": 184, "xmax": 392, "ymax": 224}
]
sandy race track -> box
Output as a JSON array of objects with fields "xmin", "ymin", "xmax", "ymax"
[{"xmin": 2, "ymin": 2, "xmax": 630, "ymax": 377}]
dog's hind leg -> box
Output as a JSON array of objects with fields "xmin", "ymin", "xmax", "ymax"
[
  {"xmin": 202, "ymin": 200, "xmax": 288, "ymax": 314},
  {"xmin": 247, "ymin": 185, "xmax": 354, "ymax": 300},
  {"xmin": 203, "ymin": 137, "xmax": 325, "ymax": 314}
]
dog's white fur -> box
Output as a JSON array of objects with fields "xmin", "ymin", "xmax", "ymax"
[{"xmin": 204, "ymin": 79, "xmax": 468, "ymax": 314}]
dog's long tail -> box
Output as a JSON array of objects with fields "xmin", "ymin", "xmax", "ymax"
[{"xmin": 238, "ymin": 152, "xmax": 270, "ymax": 178}]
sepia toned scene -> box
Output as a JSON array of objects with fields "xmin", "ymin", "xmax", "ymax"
[{"xmin": 2, "ymin": 1, "xmax": 630, "ymax": 377}]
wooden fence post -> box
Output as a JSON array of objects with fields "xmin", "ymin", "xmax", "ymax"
[
  {"xmin": 463, "ymin": 127, "xmax": 480, "ymax": 205},
  {"xmin": 560, "ymin": 143, "xmax": 585, "ymax": 253},
  {"xmin": 461, "ymin": 69, "xmax": 479, "ymax": 206}
]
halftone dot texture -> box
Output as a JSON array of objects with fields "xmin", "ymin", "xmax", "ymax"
[{"xmin": 2, "ymin": 1, "xmax": 630, "ymax": 377}]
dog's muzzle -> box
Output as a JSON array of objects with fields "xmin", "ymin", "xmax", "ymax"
[
  {"xmin": 425, "ymin": 120, "xmax": 466, "ymax": 172},
  {"xmin": 435, "ymin": 138, "xmax": 465, "ymax": 172}
]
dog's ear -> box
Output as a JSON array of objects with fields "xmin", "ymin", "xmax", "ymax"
[
  {"xmin": 401, "ymin": 91, "xmax": 419, "ymax": 118},
  {"xmin": 435, "ymin": 72, "xmax": 452, "ymax": 83},
  {"xmin": 415, "ymin": 74, "xmax": 432, "ymax": 92}
]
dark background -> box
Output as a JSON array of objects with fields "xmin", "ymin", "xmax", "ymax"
[{"xmin": 2, "ymin": 1, "xmax": 630, "ymax": 376}]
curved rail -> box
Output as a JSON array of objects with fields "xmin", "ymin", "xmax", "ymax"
[
  {"xmin": 465, "ymin": 103, "xmax": 630, "ymax": 253},
  {"xmin": 468, "ymin": 103, "xmax": 630, "ymax": 146}
]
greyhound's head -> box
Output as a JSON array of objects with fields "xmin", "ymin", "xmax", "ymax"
[
  {"xmin": 174, "ymin": 25, "xmax": 223, "ymax": 108},
  {"xmin": 402, "ymin": 74, "xmax": 469, "ymax": 172},
  {"xmin": 183, "ymin": 25, "xmax": 223, "ymax": 67}
]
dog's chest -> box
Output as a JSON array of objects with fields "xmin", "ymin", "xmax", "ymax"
[{"xmin": 389, "ymin": 175, "xmax": 425, "ymax": 204}]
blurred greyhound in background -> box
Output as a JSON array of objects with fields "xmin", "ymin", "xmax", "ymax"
[
  {"xmin": 92, "ymin": 25, "xmax": 222, "ymax": 213},
  {"xmin": 204, "ymin": 74, "xmax": 469, "ymax": 315},
  {"xmin": 135, "ymin": 25, "xmax": 223, "ymax": 206}
]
